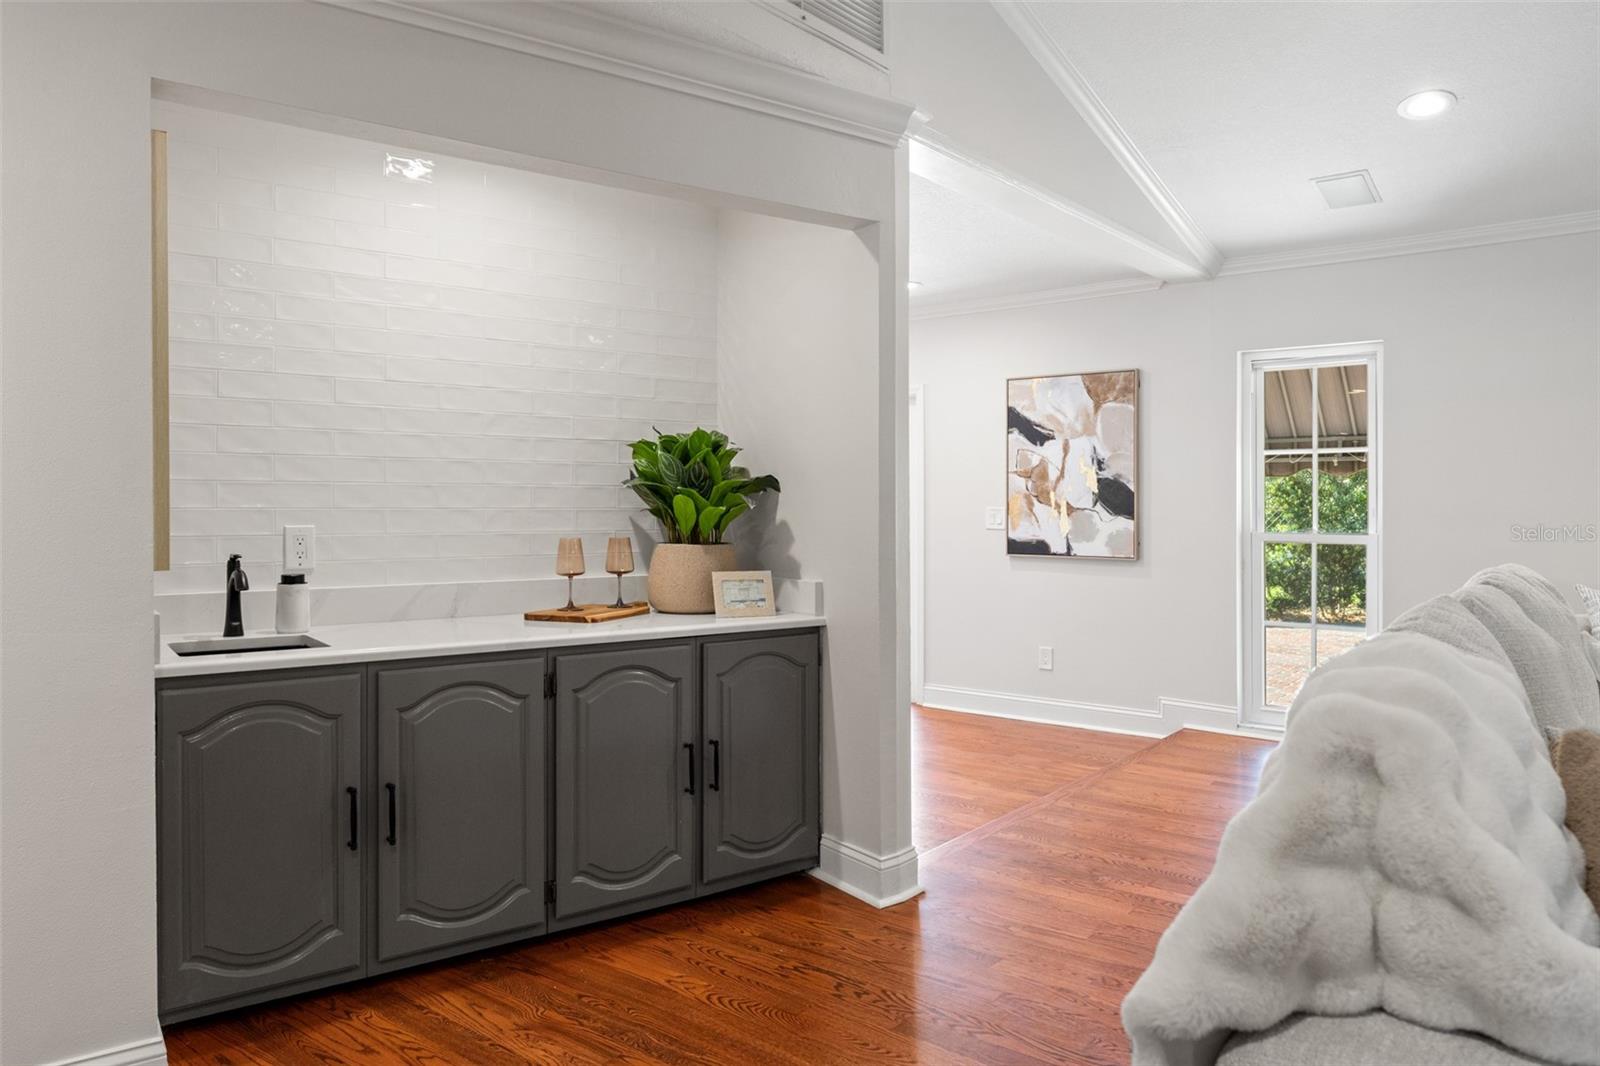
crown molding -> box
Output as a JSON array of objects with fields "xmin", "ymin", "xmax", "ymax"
[
  {"xmin": 990, "ymin": 0, "xmax": 1223, "ymax": 277},
  {"xmin": 911, "ymin": 131, "xmax": 1210, "ymax": 281},
  {"xmin": 1217, "ymin": 211, "xmax": 1600, "ymax": 276},
  {"xmin": 911, "ymin": 277, "xmax": 1165, "ymax": 320},
  {"xmin": 322, "ymin": 1, "xmax": 915, "ymax": 147}
]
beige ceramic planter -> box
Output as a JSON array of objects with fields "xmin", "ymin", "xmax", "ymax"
[{"xmin": 647, "ymin": 544, "xmax": 737, "ymax": 614}]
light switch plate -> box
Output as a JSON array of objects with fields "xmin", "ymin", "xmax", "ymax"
[{"xmin": 985, "ymin": 507, "xmax": 1005, "ymax": 531}]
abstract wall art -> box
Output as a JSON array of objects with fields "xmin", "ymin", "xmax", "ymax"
[{"xmin": 1006, "ymin": 369, "xmax": 1139, "ymax": 559}]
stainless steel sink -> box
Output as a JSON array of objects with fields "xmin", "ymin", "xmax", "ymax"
[{"xmin": 169, "ymin": 634, "xmax": 328, "ymax": 657}]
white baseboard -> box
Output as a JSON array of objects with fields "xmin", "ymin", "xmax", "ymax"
[
  {"xmin": 40, "ymin": 1036, "xmax": 168, "ymax": 1066},
  {"xmin": 811, "ymin": 835, "xmax": 923, "ymax": 908},
  {"xmin": 920, "ymin": 684, "xmax": 1280, "ymax": 740}
]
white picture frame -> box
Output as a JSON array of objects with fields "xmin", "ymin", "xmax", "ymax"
[{"xmin": 711, "ymin": 570, "xmax": 776, "ymax": 617}]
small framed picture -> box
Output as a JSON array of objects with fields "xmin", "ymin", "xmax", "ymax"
[{"xmin": 712, "ymin": 570, "xmax": 776, "ymax": 617}]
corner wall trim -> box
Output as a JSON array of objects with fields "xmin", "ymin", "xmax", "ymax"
[
  {"xmin": 326, "ymin": 0, "xmax": 916, "ymax": 146},
  {"xmin": 39, "ymin": 1036, "xmax": 169, "ymax": 1066},
  {"xmin": 812, "ymin": 836, "xmax": 923, "ymax": 908},
  {"xmin": 991, "ymin": 1, "xmax": 1223, "ymax": 276},
  {"xmin": 1216, "ymin": 211, "xmax": 1600, "ymax": 276}
]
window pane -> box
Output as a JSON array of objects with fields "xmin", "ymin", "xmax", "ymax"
[
  {"xmin": 1265, "ymin": 626, "xmax": 1311, "ymax": 707},
  {"xmin": 1316, "ymin": 363, "xmax": 1367, "ymax": 451},
  {"xmin": 1264, "ymin": 542, "xmax": 1311, "ymax": 622},
  {"xmin": 1262, "ymin": 368, "xmax": 1313, "ymax": 532},
  {"xmin": 1264, "ymin": 453, "xmax": 1313, "ymax": 532},
  {"xmin": 1318, "ymin": 452, "xmax": 1368, "ymax": 533},
  {"xmin": 1316, "ymin": 625, "xmax": 1365, "ymax": 668},
  {"xmin": 1316, "ymin": 543, "xmax": 1367, "ymax": 625}
]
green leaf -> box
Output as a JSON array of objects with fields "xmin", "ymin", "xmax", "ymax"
[
  {"xmin": 675, "ymin": 486, "xmax": 711, "ymax": 511},
  {"xmin": 697, "ymin": 506, "xmax": 725, "ymax": 541},
  {"xmin": 672, "ymin": 494, "xmax": 697, "ymax": 541},
  {"xmin": 743, "ymin": 474, "xmax": 781, "ymax": 495},
  {"xmin": 709, "ymin": 479, "xmax": 743, "ymax": 507},
  {"xmin": 656, "ymin": 450, "xmax": 683, "ymax": 490},
  {"xmin": 716, "ymin": 500, "xmax": 748, "ymax": 534}
]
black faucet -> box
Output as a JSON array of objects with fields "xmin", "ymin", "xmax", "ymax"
[{"xmin": 223, "ymin": 554, "xmax": 249, "ymax": 637}]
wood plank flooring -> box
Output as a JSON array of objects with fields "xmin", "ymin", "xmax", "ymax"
[
  {"xmin": 165, "ymin": 713, "xmax": 1273, "ymax": 1066},
  {"xmin": 912, "ymin": 707, "xmax": 1153, "ymax": 852}
]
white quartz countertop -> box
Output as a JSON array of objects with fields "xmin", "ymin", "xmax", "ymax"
[{"xmin": 155, "ymin": 610, "xmax": 825, "ymax": 679}]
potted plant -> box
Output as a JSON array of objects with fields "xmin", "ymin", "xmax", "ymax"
[{"xmin": 625, "ymin": 428, "xmax": 780, "ymax": 613}]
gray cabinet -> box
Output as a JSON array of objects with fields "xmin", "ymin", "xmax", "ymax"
[
  {"xmin": 375, "ymin": 656, "xmax": 547, "ymax": 965},
  {"xmin": 157, "ymin": 671, "xmax": 364, "ymax": 1018},
  {"xmin": 552, "ymin": 643, "xmax": 696, "ymax": 923},
  {"xmin": 156, "ymin": 626, "xmax": 822, "ymax": 1020},
  {"xmin": 701, "ymin": 634, "xmax": 821, "ymax": 887}
]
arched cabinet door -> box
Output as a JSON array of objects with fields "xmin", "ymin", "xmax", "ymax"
[
  {"xmin": 553, "ymin": 643, "xmax": 695, "ymax": 923},
  {"xmin": 157, "ymin": 671, "xmax": 363, "ymax": 1017},
  {"xmin": 701, "ymin": 633, "xmax": 820, "ymax": 886},
  {"xmin": 375, "ymin": 656, "xmax": 547, "ymax": 965}
]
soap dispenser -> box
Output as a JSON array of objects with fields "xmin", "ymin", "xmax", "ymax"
[{"xmin": 276, "ymin": 574, "xmax": 310, "ymax": 634}]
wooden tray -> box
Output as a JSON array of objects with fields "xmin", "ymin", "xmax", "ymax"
[{"xmin": 524, "ymin": 602, "xmax": 652, "ymax": 624}]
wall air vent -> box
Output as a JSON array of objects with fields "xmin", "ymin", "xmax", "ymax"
[
  {"xmin": 1311, "ymin": 170, "xmax": 1382, "ymax": 209},
  {"xmin": 788, "ymin": 0, "xmax": 885, "ymax": 54}
]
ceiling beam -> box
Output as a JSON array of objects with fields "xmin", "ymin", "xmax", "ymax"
[
  {"xmin": 910, "ymin": 132, "xmax": 1211, "ymax": 282},
  {"xmin": 990, "ymin": 0, "xmax": 1223, "ymax": 277}
]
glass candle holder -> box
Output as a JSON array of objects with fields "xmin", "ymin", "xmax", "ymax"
[
  {"xmin": 555, "ymin": 537, "xmax": 585, "ymax": 611},
  {"xmin": 605, "ymin": 536, "xmax": 635, "ymax": 608}
]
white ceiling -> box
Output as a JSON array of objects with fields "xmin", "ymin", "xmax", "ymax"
[
  {"xmin": 1024, "ymin": 1, "xmax": 1600, "ymax": 258},
  {"xmin": 908, "ymin": 174, "xmax": 1142, "ymax": 304}
]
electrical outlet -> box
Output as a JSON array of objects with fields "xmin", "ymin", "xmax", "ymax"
[
  {"xmin": 283, "ymin": 525, "xmax": 315, "ymax": 574},
  {"xmin": 1037, "ymin": 646, "xmax": 1054, "ymax": 671},
  {"xmin": 985, "ymin": 506, "xmax": 1005, "ymax": 530}
]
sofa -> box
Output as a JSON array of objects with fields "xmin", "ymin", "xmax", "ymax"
[{"xmin": 1125, "ymin": 565, "xmax": 1600, "ymax": 1066}]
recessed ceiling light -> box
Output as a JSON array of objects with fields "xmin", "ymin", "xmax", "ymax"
[
  {"xmin": 907, "ymin": 280, "xmax": 924, "ymax": 291},
  {"xmin": 1397, "ymin": 89, "xmax": 1457, "ymax": 121}
]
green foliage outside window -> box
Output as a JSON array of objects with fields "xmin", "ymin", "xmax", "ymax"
[{"xmin": 1263, "ymin": 468, "xmax": 1368, "ymax": 624}]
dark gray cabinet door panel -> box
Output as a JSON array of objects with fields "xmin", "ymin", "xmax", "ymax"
[
  {"xmin": 376, "ymin": 656, "xmax": 547, "ymax": 963},
  {"xmin": 554, "ymin": 644, "xmax": 695, "ymax": 921},
  {"xmin": 701, "ymin": 634, "xmax": 820, "ymax": 885},
  {"xmin": 158, "ymin": 672, "xmax": 364, "ymax": 1015}
]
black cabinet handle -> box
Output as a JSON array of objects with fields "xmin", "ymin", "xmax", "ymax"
[
  {"xmin": 346, "ymin": 786, "xmax": 358, "ymax": 851},
  {"xmin": 709, "ymin": 739, "xmax": 720, "ymax": 791},
  {"xmin": 683, "ymin": 742, "xmax": 695, "ymax": 794},
  {"xmin": 385, "ymin": 782, "xmax": 397, "ymax": 846}
]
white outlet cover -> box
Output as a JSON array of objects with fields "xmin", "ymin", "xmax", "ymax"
[
  {"xmin": 283, "ymin": 525, "xmax": 315, "ymax": 574},
  {"xmin": 1038, "ymin": 646, "xmax": 1054, "ymax": 671},
  {"xmin": 985, "ymin": 506, "xmax": 1006, "ymax": 530}
]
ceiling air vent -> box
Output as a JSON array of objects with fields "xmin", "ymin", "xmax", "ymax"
[
  {"xmin": 789, "ymin": 0, "xmax": 885, "ymax": 54},
  {"xmin": 1311, "ymin": 170, "xmax": 1382, "ymax": 209}
]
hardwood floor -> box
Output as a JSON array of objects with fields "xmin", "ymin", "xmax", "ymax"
[
  {"xmin": 165, "ymin": 715, "xmax": 1273, "ymax": 1066},
  {"xmin": 912, "ymin": 706, "xmax": 1153, "ymax": 851}
]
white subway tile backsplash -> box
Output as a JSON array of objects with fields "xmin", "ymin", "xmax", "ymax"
[
  {"xmin": 274, "ymin": 185, "xmax": 384, "ymax": 224},
  {"xmin": 277, "ymin": 294, "xmax": 387, "ymax": 328},
  {"xmin": 157, "ymin": 102, "xmax": 717, "ymax": 590},
  {"xmin": 273, "ymin": 401, "xmax": 385, "ymax": 431},
  {"xmin": 218, "ymin": 371, "xmax": 335, "ymax": 402},
  {"xmin": 217, "ymin": 426, "xmax": 336, "ymax": 455},
  {"xmin": 171, "ymin": 452, "xmax": 274, "ymax": 481},
  {"xmin": 219, "ymin": 316, "xmax": 335, "ymax": 349},
  {"xmin": 218, "ymin": 259, "xmax": 335, "ymax": 297},
  {"xmin": 171, "ymin": 395, "xmax": 272, "ymax": 426},
  {"xmin": 273, "ymin": 349, "xmax": 385, "ymax": 381},
  {"xmin": 274, "ymin": 239, "xmax": 384, "ymax": 277}
]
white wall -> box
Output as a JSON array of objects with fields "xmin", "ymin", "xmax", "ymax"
[
  {"xmin": 154, "ymin": 103, "xmax": 718, "ymax": 592},
  {"xmin": 719, "ymin": 210, "xmax": 918, "ymax": 903},
  {"xmin": 0, "ymin": 4, "xmax": 908, "ymax": 1063},
  {"xmin": 911, "ymin": 233, "xmax": 1600, "ymax": 726}
]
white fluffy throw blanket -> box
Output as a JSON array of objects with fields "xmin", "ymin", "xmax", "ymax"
[{"xmin": 1122, "ymin": 631, "xmax": 1600, "ymax": 1066}]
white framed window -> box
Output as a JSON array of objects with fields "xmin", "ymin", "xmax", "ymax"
[{"xmin": 1238, "ymin": 342, "xmax": 1382, "ymax": 729}]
